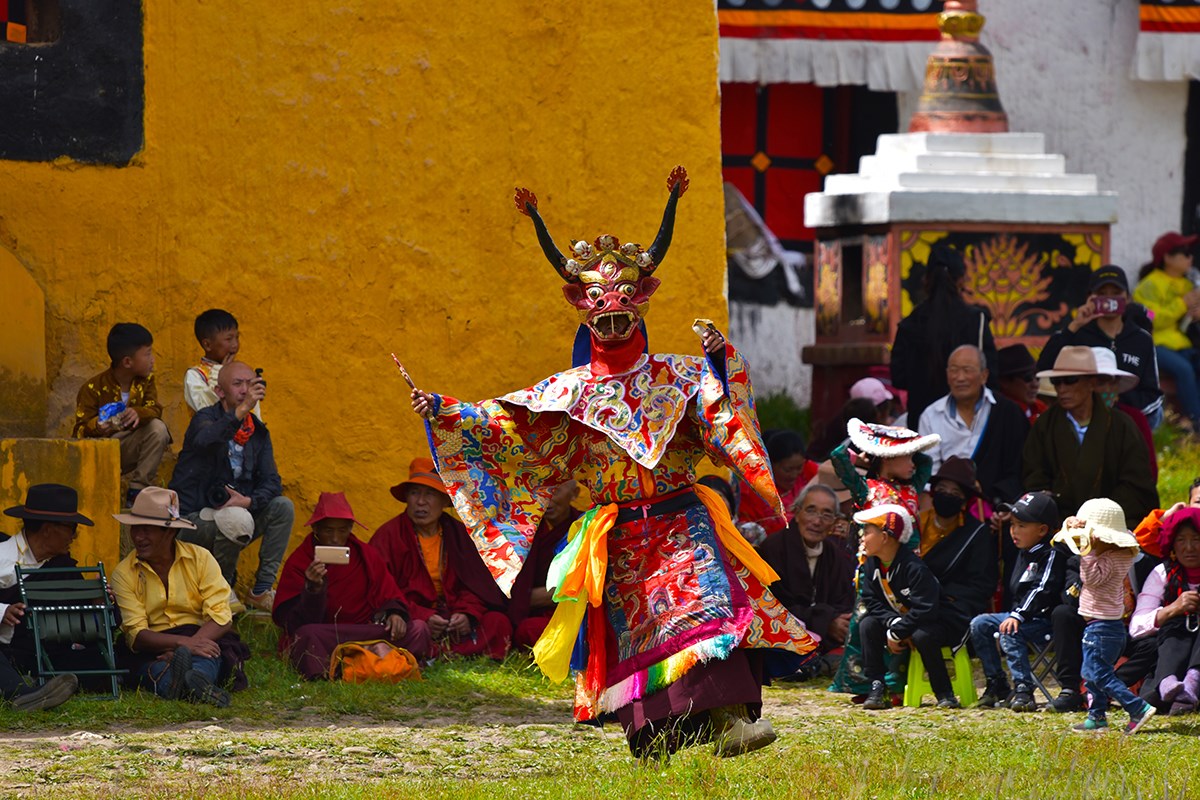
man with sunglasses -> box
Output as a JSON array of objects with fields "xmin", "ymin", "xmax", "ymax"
[
  {"xmin": 1038, "ymin": 265, "xmax": 1162, "ymax": 428},
  {"xmin": 1023, "ymin": 346, "xmax": 1159, "ymax": 525},
  {"xmin": 997, "ymin": 344, "xmax": 1048, "ymax": 423}
]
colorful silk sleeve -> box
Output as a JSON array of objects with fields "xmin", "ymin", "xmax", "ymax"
[
  {"xmin": 694, "ymin": 343, "xmax": 783, "ymax": 518},
  {"xmin": 426, "ymin": 394, "xmax": 585, "ymax": 596}
]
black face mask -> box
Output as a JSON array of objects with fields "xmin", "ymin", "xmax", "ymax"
[{"xmin": 932, "ymin": 492, "xmax": 965, "ymax": 519}]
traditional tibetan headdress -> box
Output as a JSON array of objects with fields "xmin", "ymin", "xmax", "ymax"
[
  {"xmin": 514, "ymin": 166, "xmax": 690, "ymax": 283},
  {"xmin": 846, "ymin": 418, "xmax": 940, "ymax": 458}
]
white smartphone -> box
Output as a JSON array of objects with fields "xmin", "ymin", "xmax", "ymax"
[{"xmin": 313, "ymin": 545, "xmax": 350, "ymax": 565}]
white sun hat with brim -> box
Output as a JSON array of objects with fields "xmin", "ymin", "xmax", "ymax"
[
  {"xmin": 1036, "ymin": 345, "xmax": 1105, "ymax": 382},
  {"xmin": 1089, "ymin": 347, "xmax": 1139, "ymax": 394},
  {"xmin": 1051, "ymin": 497, "xmax": 1139, "ymax": 555},
  {"xmin": 846, "ymin": 418, "xmax": 939, "ymax": 458}
]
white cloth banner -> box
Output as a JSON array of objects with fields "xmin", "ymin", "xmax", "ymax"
[
  {"xmin": 1133, "ymin": 31, "xmax": 1200, "ymax": 80},
  {"xmin": 719, "ymin": 38, "xmax": 933, "ymax": 92}
]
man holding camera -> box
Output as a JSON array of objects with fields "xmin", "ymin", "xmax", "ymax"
[
  {"xmin": 1037, "ymin": 265, "xmax": 1163, "ymax": 428},
  {"xmin": 169, "ymin": 361, "xmax": 294, "ymax": 612}
]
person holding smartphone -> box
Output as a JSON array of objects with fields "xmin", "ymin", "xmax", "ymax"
[
  {"xmin": 1038, "ymin": 265, "xmax": 1163, "ymax": 428},
  {"xmin": 1134, "ymin": 233, "xmax": 1200, "ymax": 432}
]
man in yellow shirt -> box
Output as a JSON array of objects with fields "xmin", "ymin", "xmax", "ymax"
[{"xmin": 110, "ymin": 488, "xmax": 237, "ymax": 706}]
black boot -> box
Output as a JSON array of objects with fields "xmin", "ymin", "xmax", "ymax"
[
  {"xmin": 978, "ymin": 676, "xmax": 1011, "ymax": 708},
  {"xmin": 1009, "ymin": 683, "xmax": 1038, "ymax": 712},
  {"xmin": 862, "ymin": 680, "xmax": 890, "ymax": 710}
]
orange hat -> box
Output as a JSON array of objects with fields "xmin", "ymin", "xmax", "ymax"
[
  {"xmin": 389, "ymin": 457, "xmax": 448, "ymax": 502},
  {"xmin": 305, "ymin": 491, "xmax": 367, "ymax": 529}
]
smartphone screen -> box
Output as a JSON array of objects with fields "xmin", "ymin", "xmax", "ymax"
[
  {"xmin": 1092, "ymin": 296, "xmax": 1126, "ymax": 315},
  {"xmin": 313, "ymin": 545, "xmax": 351, "ymax": 565}
]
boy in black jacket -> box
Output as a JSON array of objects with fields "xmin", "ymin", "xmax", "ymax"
[
  {"xmin": 969, "ymin": 491, "xmax": 1066, "ymax": 711},
  {"xmin": 854, "ymin": 504, "xmax": 947, "ymax": 710}
]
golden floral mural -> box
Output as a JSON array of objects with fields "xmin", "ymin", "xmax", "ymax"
[{"xmin": 961, "ymin": 233, "xmax": 1069, "ymax": 339}]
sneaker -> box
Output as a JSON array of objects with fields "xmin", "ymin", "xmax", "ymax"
[
  {"xmin": 936, "ymin": 695, "xmax": 961, "ymax": 709},
  {"xmin": 862, "ymin": 680, "xmax": 891, "ymax": 710},
  {"xmin": 1124, "ymin": 702, "xmax": 1157, "ymax": 735},
  {"xmin": 978, "ymin": 677, "xmax": 1011, "ymax": 708},
  {"xmin": 10, "ymin": 674, "xmax": 79, "ymax": 712},
  {"xmin": 183, "ymin": 669, "xmax": 232, "ymax": 708},
  {"xmin": 1009, "ymin": 684, "xmax": 1038, "ymax": 713},
  {"xmin": 165, "ymin": 646, "xmax": 194, "ymax": 700},
  {"xmin": 1050, "ymin": 690, "xmax": 1085, "ymax": 713},
  {"xmin": 1071, "ymin": 717, "xmax": 1109, "ymax": 733},
  {"xmin": 125, "ymin": 487, "xmax": 141, "ymax": 508},
  {"xmin": 245, "ymin": 589, "xmax": 276, "ymax": 614}
]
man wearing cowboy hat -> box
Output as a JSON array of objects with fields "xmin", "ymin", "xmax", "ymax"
[
  {"xmin": 0, "ymin": 484, "xmax": 88, "ymax": 711},
  {"xmin": 1023, "ymin": 346, "xmax": 1159, "ymax": 525},
  {"xmin": 109, "ymin": 488, "xmax": 240, "ymax": 707},
  {"xmin": 369, "ymin": 458, "xmax": 512, "ymax": 660}
]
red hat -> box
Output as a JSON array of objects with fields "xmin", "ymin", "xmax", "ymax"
[
  {"xmin": 305, "ymin": 491, "xmax": 367, "ymax": 529},
  {"xmin": 390, "ymin": 457, "xmax": 448, "ymax": 502},
  {"xmin": 1152, "ymin": 231, "xmax": 1198, "ymax": 267},
  {"xmin": 1160, "ymin": 507, "xmax": 1200, "ymax": 560}
]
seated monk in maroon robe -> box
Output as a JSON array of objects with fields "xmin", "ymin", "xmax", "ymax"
[
  {"xmin": 370, "ymin": 458, "xmax": 512, "ymax": 660},
  {"xmin": 756, "ymin": 484, "xmax": 856, "ymax": 656},
  {"xmin": 273, "ymin": 492, "xmax": 431, "ymax": 679},
  {"xmin": 507, "ymin": 480, "xmax": 582, "ymax": 649}
]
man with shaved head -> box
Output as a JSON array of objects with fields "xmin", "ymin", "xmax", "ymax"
[
  {"xmin": 917, "ymin": 345, "xmax": 1029, "ymax": 506},
  {"xmin": 169, "ymin": 361, "xmax": 294, "ymax": 612}
]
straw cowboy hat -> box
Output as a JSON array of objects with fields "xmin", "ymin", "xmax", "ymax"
[
  {"xmin": 113, "ymin": 487, "xmax": 197, "ymax": 530},
  {"xmin": 853, "ymin": 503, "xmax": 915, "ymax": 545},
  {"xmin": 1051, "ymin": 497, "xmax": 1138, "ymax": 555},
  {"xmin": 1089, "ymin": 347, "xmax": 1138, "ymax": 394},
  {"xmin": 847, "ymin": 418, "xmax": 939, "ymax": 458},
  {"xmin": 389, "ymin": 457, "xmax": 448, "ymax": 502},
  {"xmin": 4, "ymin": 484, "xmax": 94, "ymax": 527},
  {"xmin": 1035, "ymin": 345, "xmax": 1107, "ymax": 382}
]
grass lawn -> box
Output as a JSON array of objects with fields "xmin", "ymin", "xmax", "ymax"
[{"xmin": 2, "ymin": 428, "xmax": 1199, "ymax": 799}]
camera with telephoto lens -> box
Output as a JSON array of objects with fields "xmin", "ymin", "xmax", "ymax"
[{"xmin": 206, "ymin": 485, "xmax": 231, "ymax": 508}]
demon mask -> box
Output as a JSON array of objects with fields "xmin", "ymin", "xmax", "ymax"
[{"xmin": 514, "ymin": 166, "xmax": 689, "ymax": 345}]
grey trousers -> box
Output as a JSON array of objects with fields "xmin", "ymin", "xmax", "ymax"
[{"xmin": 179, "ymin": 495, "xmax": 294, "ymax": 592}]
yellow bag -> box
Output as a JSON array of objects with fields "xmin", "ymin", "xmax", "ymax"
[{"xmin": 328, "ymin": 640, "xmax": 422, "ymax": 683}]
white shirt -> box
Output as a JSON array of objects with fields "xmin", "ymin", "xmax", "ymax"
[
  {"xmin": 917, "ymin": 388, "xmax": 996, "ymax": 476},
  {"xmin": 0, "ymin": 532, "xmax": 50, "ymax": 645}
]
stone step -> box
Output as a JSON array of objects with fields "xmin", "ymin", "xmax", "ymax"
[
  {"xmin": 858, "ymin": 152, "xmax": 1067, "ymax": 176},
  {"xmin": 875, "ymin": 131, "xmax": 1047, "ymax": 157},
  {"xmin": 823, "ymin": 170, "xmax": 1097, "ymax": 194}
]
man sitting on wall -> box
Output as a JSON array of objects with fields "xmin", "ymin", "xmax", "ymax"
[
  {"xmin": 273, "ymin": 492, "xmax": 431, "ymax": 679},
  {"xmin": 371, "ymin": 458, "xmax": 512, "ymax": 660},
  {"xmin": 169, "ymin": 361, "xmax": 294, "ymax": 612}
]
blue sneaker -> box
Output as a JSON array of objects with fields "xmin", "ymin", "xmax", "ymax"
[{"xmin": 1071, "ymin": 717, "xmax": 1108, "ymax": 733}]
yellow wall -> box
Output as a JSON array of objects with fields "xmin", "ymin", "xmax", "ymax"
[
  {"xmin": 0, "ymin": 439, "xmax": 121, "ymax": 570},
  {"xmin": 0, "ymin": 248, "xmax": 46, "ymax": 436},
  {"xmin": 0, "ymin": 3, "xmax": 727, "ymax": 551}
]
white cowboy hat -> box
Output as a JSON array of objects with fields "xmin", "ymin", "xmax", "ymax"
[
  {"xmin": 1036, "ymin": 345, "xmax": 1105, "ymax": 381},
  {"xmin": 1051, "ymin": 497, "xmax": 1139, "ymax": 555},
  {"xmin": 1089, "ymin": 347, "xmax": 1138, "ymax": 395},
  {"xmin": 846, "ymin": 418, "xmax": 939, "ymax": 458}
]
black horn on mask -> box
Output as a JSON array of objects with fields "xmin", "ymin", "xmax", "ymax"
[
  {"xmin": 642, "ymin": 166, "xmax": 690, "ymax": 274},
  {"xmin": 514, "ymin": 187, "xmax": 576, "ymax": 283}
]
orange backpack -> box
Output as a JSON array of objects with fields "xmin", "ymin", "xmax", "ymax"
[{"xmin": 328, "ymin": 640, "xmax": 422, "ymax": 683}]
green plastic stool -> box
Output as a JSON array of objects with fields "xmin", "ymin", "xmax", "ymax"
[{"xmin": 903, "ymin": 646, "xmax": 977, "ymax": 707}]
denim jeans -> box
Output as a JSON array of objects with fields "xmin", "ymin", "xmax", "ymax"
[
  {"xmin": 1081, "ymin": 619, "xmax": 1142, "ymax": 720},
  {"xmin": 970, "ymin": 613, "xmax": 1052, "ymax": 688},
  {"xmin": 137, "ymin": 652, "xmax": 221, "ymax": 699},
  {"xmin": 181, "ymin": 495, "xmax": 295, "ymax": 593},
  {"xmin": 1154, "ymin": 346, "xmax": 1200, "ymax": 422}
]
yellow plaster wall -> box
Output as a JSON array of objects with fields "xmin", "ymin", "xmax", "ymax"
[
  {"xmin": 0, "ymin": 248, "xmax": 47, "ymax": 436},
  {"xmin": 0, "ymin": 3, "xmax": 727, "ymax": 550},
  {"xmin": 0, "ymin": 439, "xmax": 122, "ymax": 570}
]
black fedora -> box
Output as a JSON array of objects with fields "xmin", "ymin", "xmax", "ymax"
[
  {"xmin": 929, "ymin": 456, "xmax": 983, "ymax": 498},
  {"xmin": 3, "ymin": 484, "xmax": 95, "ymax": 526}
]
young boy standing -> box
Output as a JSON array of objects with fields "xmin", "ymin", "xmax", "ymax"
[
  {"xmin": 854, "ymin": 504, "xmax": 949, "ymax": 709},
  {"xmin": 1055, "ymin": 498, "xmax": 1157, "ymax": 734},
  {"xmin": 73, "ymin": 323, "xmax": 170, "ymax": 506},
  {"xmin": 184, "ymin": 309, "xmax": 255, "ymax": 415},
  {"xmin": 969, "ymin": 491, "xmax": 1066, "ymax": 711}
]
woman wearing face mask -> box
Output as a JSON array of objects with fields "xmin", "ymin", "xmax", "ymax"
[
  {"xmin": 1089, "ymin": 347, "xmax": 1158, "ymax": 481},
  {"xmin": 917, "ymin": 457, "xmax": 998, "ymax": 656}
]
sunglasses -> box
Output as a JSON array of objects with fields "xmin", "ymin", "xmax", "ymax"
[{"xmin": 1049, "ymin": 376, "xmax": 1084, "ymax": 387}]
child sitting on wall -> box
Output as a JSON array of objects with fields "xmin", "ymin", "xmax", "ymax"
[
  {"xmin": 184, "ymin": 308, "xmax": 259, "ymax": 417},
  {"xmin": 72, "ymin": 323, "xmax": 170, "ymax": 507}
]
